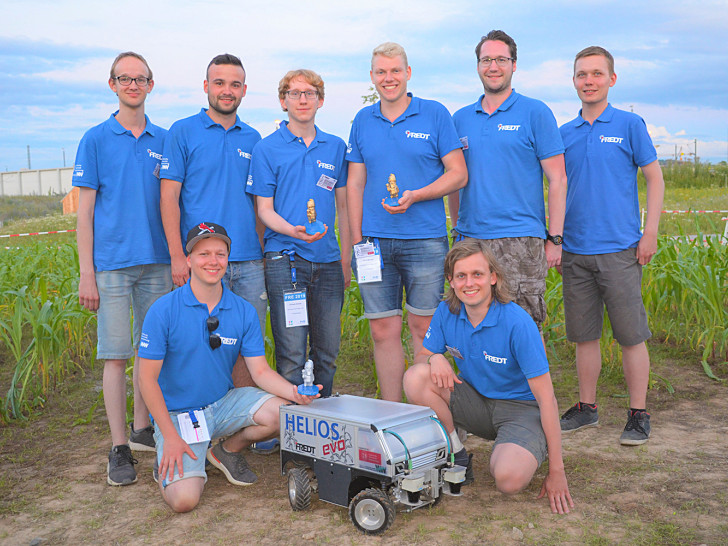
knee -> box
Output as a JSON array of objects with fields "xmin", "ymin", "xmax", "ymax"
[
  {"xmin": 403, "ymin": 364, "xmax": 430, "ymax": 404},
  {"xmin": 369, "ymin": 319, "xmax": 400, "ymax": 343},
  {"xmin": 164, "ymin": 486, "xmax": 202, "ymax": 513},
  {"xmin": 491, "ymin": 467, "xmax": 532, "ymax": 496},
  {"xmin": 253, "ymin": 397, "xmax": 287, "ymax": 430}
]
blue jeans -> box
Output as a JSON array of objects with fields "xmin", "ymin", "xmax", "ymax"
[
  {"xmin": 223, "ymin": 259, "xmax": 267, "ymax": 337},
  {"xmin": 96, "ymin": 263, "xmax": 172, "ymax": 359},
  {"xmin": 352, "ymin": 236, "xmax": 449, "ymax": 319},
  {"xmin": 264, "ymin": 252, "xmax": 344, "ymax": 397}
]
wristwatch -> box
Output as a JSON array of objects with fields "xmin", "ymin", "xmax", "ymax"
[{"xmin": 546, "ymin": 233, "xmax": 563, "ymax": 245}]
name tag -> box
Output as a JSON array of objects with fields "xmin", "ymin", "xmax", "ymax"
[
  {"xmin": 316, "ymin": 174, "xmax": 337, "ymax": 191},
  {"xmin": 284, "ymin": 290, "xmax": 308, "ymax": 327},
  {"xmin": 354, "ymin": 241, "xmax": 381, "ymax": 283},
  {"xmin": 177, "ymin": 410, "xmax": 211, "ymax": 444},
  {"xmin": 446, "ymin": 345, "xmax": 464, "ymax": 360}
]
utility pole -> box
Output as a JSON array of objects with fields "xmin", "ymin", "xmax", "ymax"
[
  {"xmin": 27, "ymin": 145, "xmax": 31, "ymax": 170},
  {"xmin": 694, "ymin": 138, "xmax": 698, "ymax": 176},
  {"xmin": 62, "ymin": 148, "xmax": 66, "ymax": 167}
]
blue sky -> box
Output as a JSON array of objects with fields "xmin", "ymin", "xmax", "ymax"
[{"xmin": 2, "ymin": 0, "xmax": 727, "ymax": 171}]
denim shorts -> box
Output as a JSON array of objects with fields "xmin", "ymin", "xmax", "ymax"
[
  {"xmin": 562, "ymin": 249, "xmax": 651, "ymax": 346},
  {"xmin": 450, "ymin": 378, "xmax": 547, "ymax": 465},
  {"xmin": 352, "ymin": 236, "xmax": 448, "ymax": 319},
  {"xmin": 153, "ymin": 387, "xmax": 275, "ymax": 487},
  {"xmin": 95, "ymin": 263, "xmax": 172, "ymax": 360},
  {"xmin": 223, "ymin": 259, "xmax": 267, "ymax": 336}
]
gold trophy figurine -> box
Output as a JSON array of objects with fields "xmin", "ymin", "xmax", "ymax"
[
  {"xmin": 384, "ymin": 173, "xmax": 401, "ymax": 206},
  {"xmin": 305, "ymin": 198, "xmax": 325, "ymax": 235}
]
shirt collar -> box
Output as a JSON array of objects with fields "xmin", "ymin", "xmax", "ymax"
[
  {"xmin": 198, "ymin": 108, "xmax": 242, "ymax": 131},
  {"xmin": 575, "ymin": 103, "xmax": 615, "ymax": 127},
  {"xmin": 456, "ymin": 299, "xmax": 502, "ymax": 330},
  {"xmin": 278, "ymin": 120, "xmax": 326, "ymax": 145},
  {"xmin": 108, "ymin": 112, "xmax": 155, "ymax": 136},
  {"xmin": 372, "ymin": 93, "xmax": 420, "ymax": 123},
  {"xmin": 181, "ymin": 280, "xmax": 234, "ymax": 311},
  {"xmin": 474, "ymin": 90, "xmax": 519, "ymax": 115}
]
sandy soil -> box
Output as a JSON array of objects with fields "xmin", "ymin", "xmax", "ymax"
[{"xmin": 1, "ymin": 360, "xmax": 727, "ymax": 545}]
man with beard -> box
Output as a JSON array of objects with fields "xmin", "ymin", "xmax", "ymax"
[
  {"xmin": 450, "ymin": 30, "xmax": 567, "ymax": 331},
  {"xmin": 160, "ymin": 54, "xmax": 274, "ymax": 452}
]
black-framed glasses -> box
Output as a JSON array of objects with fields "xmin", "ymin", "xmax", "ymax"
[
  {"xmin": 285, "ymin": 90, "xmax": 318, "ymax": 100},
  {"xmin": 478, "ymin": 56, "xmax": 514, "ymax": 67},
  {"xmin": 113, "ymin": 76, "xmax": 151, "ymax": 86},
  {"xmin": 206, "ymin": 316, "xmax": 221, "ymax": 350}
]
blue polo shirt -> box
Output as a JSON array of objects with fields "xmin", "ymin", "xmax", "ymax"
[
  {"xmin": 72, "ymin": 113, "xmax": 170, "ymax": 271},
  {"xmin": 423, "ymin": 300, "xmax": 549, "ymax": 400},
  {"xmin": 452, "ymin": 91, "xmax": 564, "ymax": 239},
  {"xmin": 560, "ymin": 104, "xmax": 657, "ymax": 255},
  {"xmin": 246, "ymin": 121, "xmax": 347, "ymax": 263},
  {"xmin": 347, "ymin": 94, "xmax": 462, "ymax": 239},
  {"xmin": 161, "ymin": 109, "xmax": 262, "ymax": 262},
  {"xmin": 139, "ymin": 281, "xmax": 265, "ymax": 412}
]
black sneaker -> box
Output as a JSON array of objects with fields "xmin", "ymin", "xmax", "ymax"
[
  {"xmin": 453, "ymin": 448, "xmax": 474, "ymax": 486},
  {"xmin": 107, "ymin": 445, "xmax": 138, "ymax": 486},
  {"xmin": 206, "ymin": 443, "xmax": 257, "ymax": 486},
  {"xmin": 620, "ymin": 410, "xmax": 651, "ymax": 446},
  {"xmin": 129, "ymin": 425, "xmax": 156, "ymax": 452},
  {"xmin": 560, "ymin": 402, "xmax": 599, "ymax": 432}
]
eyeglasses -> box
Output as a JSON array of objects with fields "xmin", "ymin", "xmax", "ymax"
[
  {"xmin": 285, "ymin": 90, "xmax": 318, "ymax": 100},
  {"xmin": 206, "ymin": 316, "xmax": 221, "ymax": 350},
  {"xmin": 478, "ymin": 56, "xmax": 514, "ymax": 67},
  {"xmin": 113, "ymin": 76, "xmax": 151, "ymax": 86}
]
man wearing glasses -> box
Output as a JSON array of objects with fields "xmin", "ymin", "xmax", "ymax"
[
  {"xmin": 139, "ymin": 222, "xmax": 320, "ymax": 513},
  {"xmin": 247, "ymin": 69, "xmax": 350, "ymax": 398},
  {"xmin": 347, "ymin": 42, "xmax": 467, "ymax": 402},
  {"xmin": 73, "ymin": 52, "xmax": 172, "ymax": 486},
  {"xmin": 451, "ymin": 30, "xmax": 567, "ymax": 331},
  {"xmin": 160, "ymin": 53, "xmax": 267, "ymax": 364}
]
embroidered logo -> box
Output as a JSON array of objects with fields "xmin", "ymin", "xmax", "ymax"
[
  {"xmin": 599, "ymin": 135, "xmax": 624, "ymax": 144},
  {"xmin": 498, "ymin": 124, "xmax": 520, "ymax": 131},
  {"xmin": 246, "ymin": 174, "xmax": 253, "ymax": 186},
  {"xmin": 483, "ymin": 351, "xmax": 507, "ymax": 364},
  {"xmin": 73, "ymin": 164, "xmax": 84, "ymax": 177},
  {"xmin": 237, "ymin": 149, "xmax": 252, "ymax": 159},
  {"xmin": 147, "ymin": 148, "xmax": 163, "ymax": 160},
  {"xmin": 406, "ymin": 130, "xmax": 430, "ymax": 140},
  {"xmin": 317, "ymin": 160, "xmax": 336, "ymax": 171}
]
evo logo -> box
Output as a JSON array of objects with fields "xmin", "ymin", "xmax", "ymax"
[
  {"xmin": 600, "ymin": 135, "xmax": 624, "ymax": 143},
  {"xmin": 483, "ymin": 351, "xmax": 507, "ymax": 364},
  {"xmin": 406, "ymin": 130, "xmax": 430, "ymax": 140},
  {"xmin": 317, "ymin": 160, "xmax": 335, "ymax": 171},
  {"xmin": 498, "ymin": 124, "xmax": 520, "ymax": 131}
]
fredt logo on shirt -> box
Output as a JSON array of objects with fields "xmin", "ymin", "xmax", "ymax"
[
  {"xmin": 406, "ymin": 130, "xmax": 430, "ymax": 140},
  {"xmin": 483, "ymin": 351, "xmax": 507, "ymax": 364},
  {"xmin": 237, "ymin": 149, "xmax": 252, "ymax": 159},
  {"xmin": 498, "ymin": 124, "xmax": 520, "ymax": 131},
  {"xmin": 599, "ymin": 135, "xmax": 624, "ymax": 144},
  {"xmin": 317, "ymin": 160, "xmax": 336, "ymax": 171},
  {"xmin": 147, "ymin": 148, "xmax": 163, "ymax": 160},
  {"xmin": 219, "ymin": 336, "xmax": 237, "ymax": 346}
]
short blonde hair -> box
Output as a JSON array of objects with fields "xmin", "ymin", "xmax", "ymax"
[
  {"xmin": 278, "ymin": 69, "xmax": 325, "ymax": 104},
  {"xmin": 371, "ymin": 42, "xmax": 408, "ymax": 69},
  {"xmin": 110, "ymin": 52, "xmax": 152, "ymax": 80}
]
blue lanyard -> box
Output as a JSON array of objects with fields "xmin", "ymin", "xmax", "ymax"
[
  {"xmin": 283, "ymin": 250, "xmax": 297, "ymax": 287},
  {"xmin": 188, "ymin": 410, "xmax": 200, "ymax": 429}
]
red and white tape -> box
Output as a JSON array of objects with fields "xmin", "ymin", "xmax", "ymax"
[{"xmin": 0, "ymin": 229, "xmax": 76, "ymax": 239}]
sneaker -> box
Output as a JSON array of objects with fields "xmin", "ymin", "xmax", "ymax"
[
  {"xmin": 152, "ymin": 458, "xmax": 159, "ymax": 484},
  {"xmin": 620, "ymin": 410, "xmax": 651, "ymax": 446},
  {"xmin": 560, "ymin": 402, "xmax": 599, "ymax": 432},
  {"xmin": 249, "ymin": 437, "xmax": 280, "ymax": 455},
  {"xmin": 456, "ymin": 427, "xmax": 468, "ymax": 445},
  {"xmin": 107, "ymin": 445, "xmax": 138, "ymax": 486},
  {"xmin": 129, "ymin": 425, "xmax": 156, "ymax": 452},
  {"xmin": 453, "ymin": 448, "xmax": 474, "ymax": 486},
  {"xmin": 207, "ymin": 443, "xmax": 257, "ymax": 486}
]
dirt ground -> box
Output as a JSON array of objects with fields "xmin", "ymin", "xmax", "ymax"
[{"xmin": 1, "ymin": 357, "xmax": 727, "ymax": 545}]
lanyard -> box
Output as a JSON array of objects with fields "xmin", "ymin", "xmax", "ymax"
[{"xmin": 283, "ymin": 250, "xmax": 297, "ymax": 288}]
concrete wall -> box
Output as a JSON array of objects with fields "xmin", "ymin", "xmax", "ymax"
[{"xmin": 0, "ymin": 167, "xmax": 73, "ymax": 196}]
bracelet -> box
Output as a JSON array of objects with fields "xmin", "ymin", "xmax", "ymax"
[{"xmin": 427, "ymin": 353, "xmax": 437, "ymax": 365}]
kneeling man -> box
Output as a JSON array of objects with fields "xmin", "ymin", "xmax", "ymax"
[
  {"xmin": 139, "ymin": 222, "xmax": 319, "ymax": 512},
  {"xmin": 403, "ymin": 239, "xmax": 573, "ymax": 514}
]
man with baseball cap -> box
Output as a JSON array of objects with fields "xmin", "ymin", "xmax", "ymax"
[{"xmin": 139, "ymin": 222, "xmax": 319, "ymax": 512}]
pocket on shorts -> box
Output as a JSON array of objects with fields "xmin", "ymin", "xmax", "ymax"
[{"xmin": 516, "ymin": 279, "xmax": 547, "ymax": 325}]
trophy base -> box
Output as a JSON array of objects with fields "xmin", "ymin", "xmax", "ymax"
[
  {"xmin": 297, "ymin": 384, "xmax": 319, "ymax": 396},
  {"xmin": 384, "ymin": 197, "xmax": 400, "ymax": 207},
  {"xmin": 305, "ymin": 220, "xmax": 325, "ymax": 235}
]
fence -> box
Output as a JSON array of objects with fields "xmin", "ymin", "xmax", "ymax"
[{"xmin": 0, "ymin": 168, "xmax": 74, "ymax": 196}]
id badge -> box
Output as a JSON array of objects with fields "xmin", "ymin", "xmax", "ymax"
[
  {"xmin": 153, "ymin": 162, "xmax": 161, "ymax": 179},
  {"xmin": 354, "ymin": 241, "xmax": 382, "ymax": 283},
  {"xmin": 446, "ymin": 345, "xmax": 464, "ymax": 360},
  {"xmin": 284, "ymin": 290, "xmax": 308, "ymax": 327},
  {"xmin": 177, "ymin": 410, "xmax": 211, "ymax": 444},
  {"xmin": 316, "ymin": 174, "xmax": 337, "ymax": 191}
]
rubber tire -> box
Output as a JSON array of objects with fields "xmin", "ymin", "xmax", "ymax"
[
  {"xmin": 287, "ymin": 467, "xmax": 311, "ymax": 511},
  {"xmin": 349, "ymin": 488, "xmax": 396, "ymax": 535}
]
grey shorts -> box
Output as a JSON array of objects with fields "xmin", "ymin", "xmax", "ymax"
[
  {"xmin": 450, "ymin": 378, "xmax": 547, "ymax": 465},
  {"xmin": 562, "ymin": 249, "xmax": 651, "ymax": 346},
  {"xmin": 468, "ymin": 237, "xmax": 547, "ymax": 327}
]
